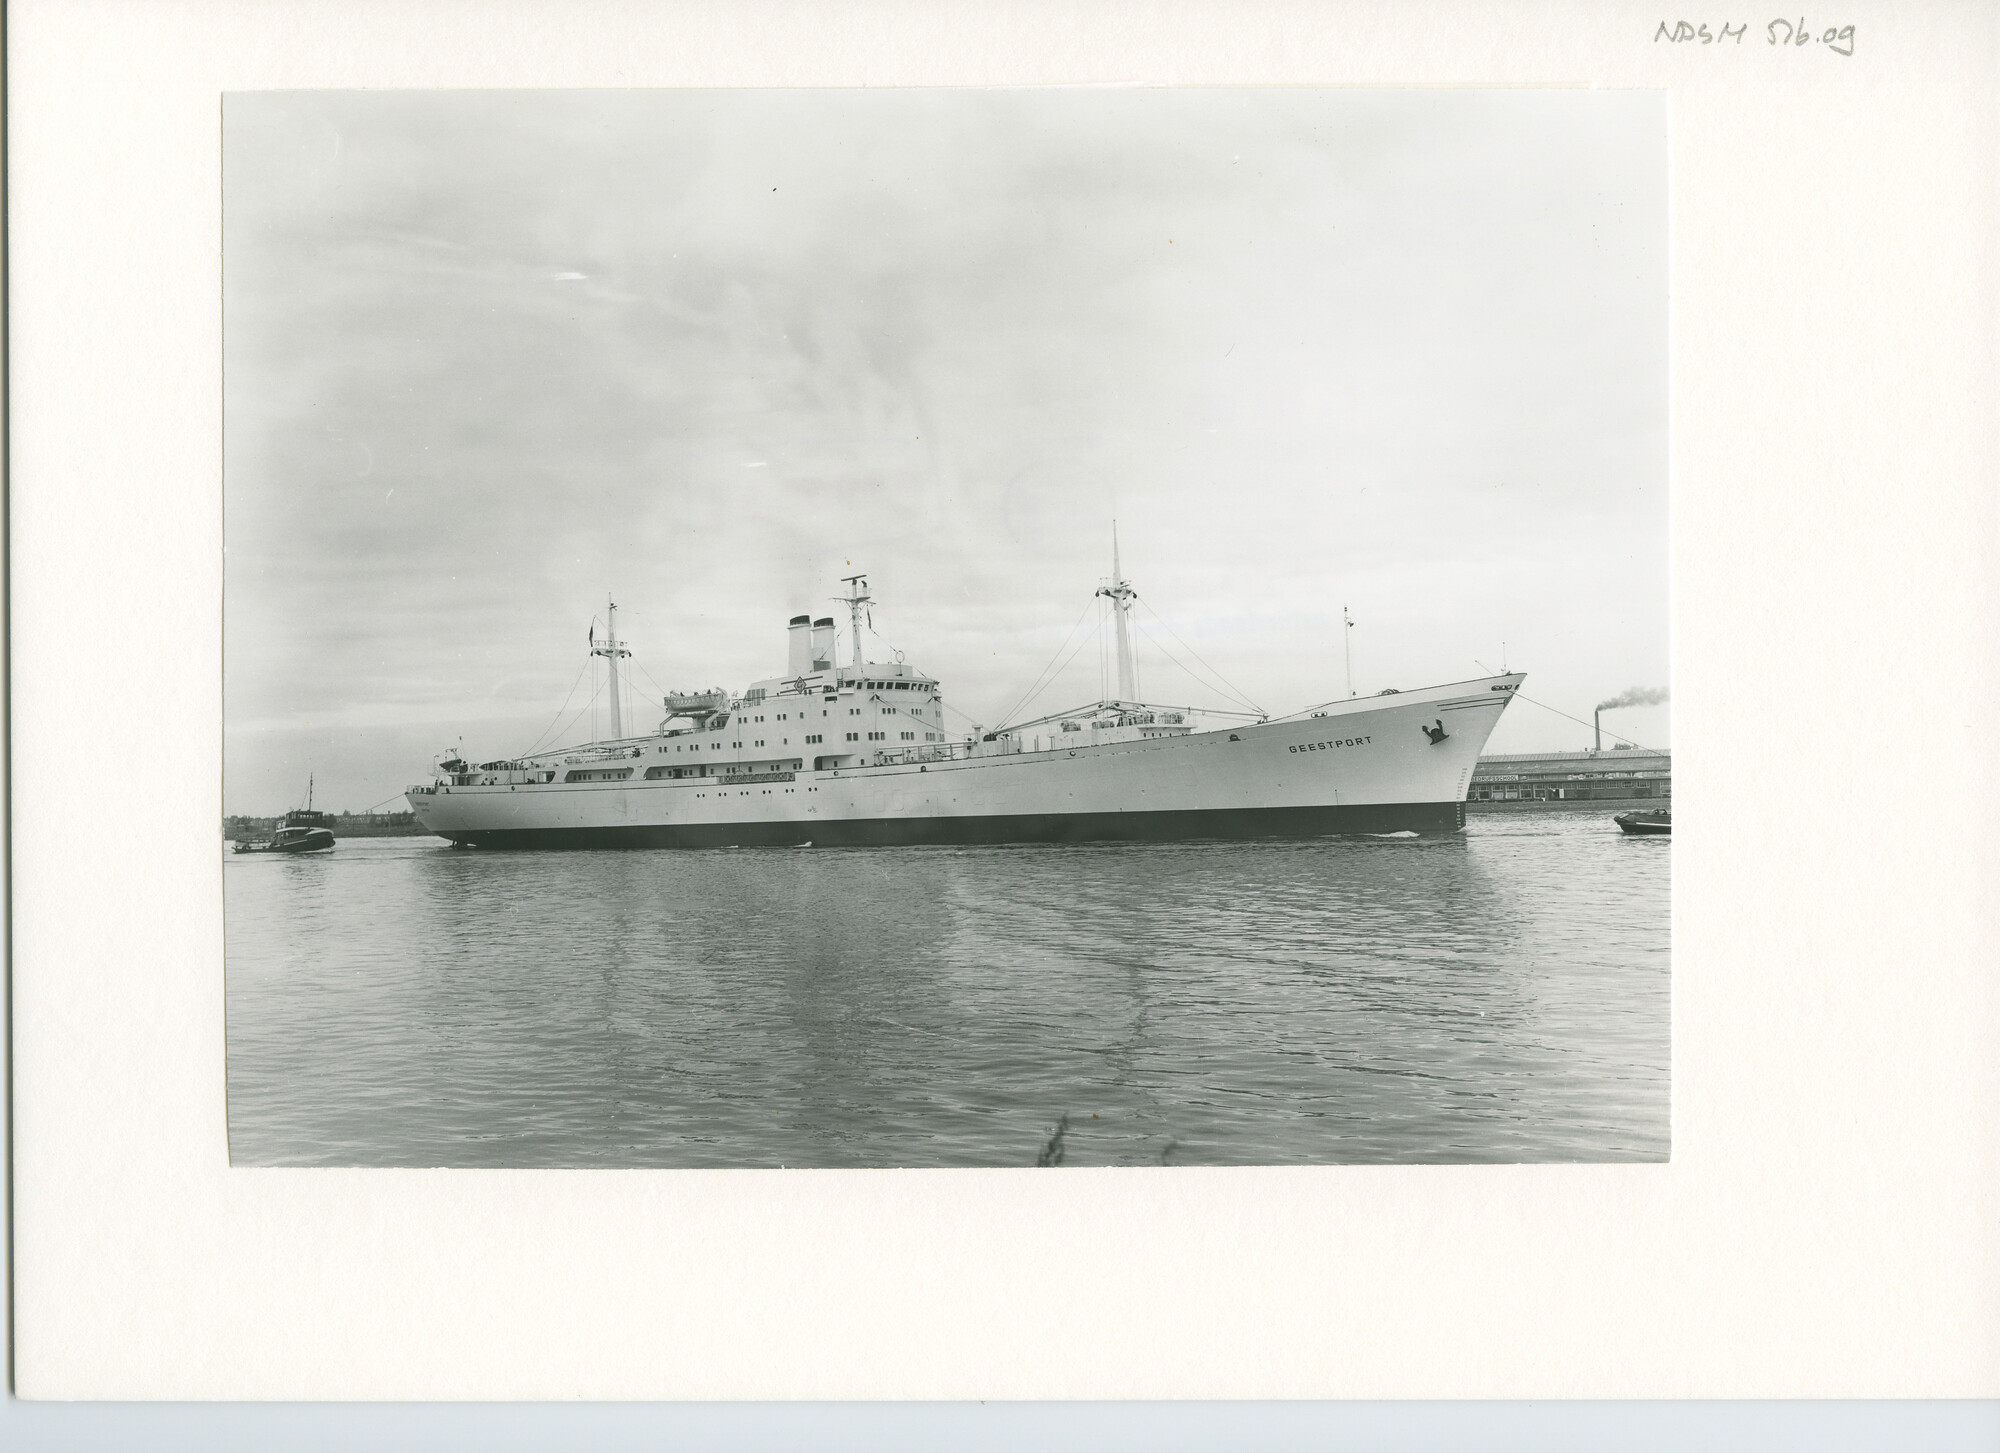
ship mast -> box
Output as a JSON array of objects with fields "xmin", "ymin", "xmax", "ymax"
[
  {"xmin": 1343, "ymin": 606, "xmax": 1355, "ymax": 697},
  {"xmin": 591, "ymin": 594, "xmax": 631, "ymax": 740},
  {"xmin": 840, "ymin": 574, "xmax": 872, "ymax": 669},
  {"xmin": 1096, "ymin": 523, "xmax": 1138, "ymax": 704}
]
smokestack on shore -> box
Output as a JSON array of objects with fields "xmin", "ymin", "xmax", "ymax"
[
  {"xmin": 786, "ymin": 615, "xmax": 812, "ymax": 676},
  {"xmin": 1593, "ymin": 686, "xmax": 1669, "ymax": 752}
]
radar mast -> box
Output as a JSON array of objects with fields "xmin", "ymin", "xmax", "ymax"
[{"xmin": 839, "ymin": 574, "xmax": 872, "ymax": 668}]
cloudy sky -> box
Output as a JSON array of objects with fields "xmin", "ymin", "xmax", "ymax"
[{"xmin": 223, "ymin": 89, "xmax": 1665, "ymax": 815}]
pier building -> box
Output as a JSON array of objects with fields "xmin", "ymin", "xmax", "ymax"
[{"xmin": 1469, "ymin": 747, "xmax": 1671, "ymax": 806}]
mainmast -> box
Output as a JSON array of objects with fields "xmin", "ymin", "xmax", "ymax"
[
  {"xmin": 1096, "ymin": 523, "xmax": 1138, "ymax": 704},
  {"xmin": 839, "ymin": 574, "xmax": 872, "ymax": 668},
  {"xmin": 591, "ymin": 594, "xmax": 631, "ymax": 740}
]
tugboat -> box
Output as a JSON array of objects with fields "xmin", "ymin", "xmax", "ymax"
[
  {"xmin": 234, "ymin": 777, "xmax": 337, "ymax": 854},
  {"xmin": 1614, "ymin": 809, "xmax": 1671, "ymax": 836}
]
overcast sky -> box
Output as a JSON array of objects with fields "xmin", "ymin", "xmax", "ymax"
[{"xmin": 223, "ymin": 88, "xmax": 1665, "ymax": 815}]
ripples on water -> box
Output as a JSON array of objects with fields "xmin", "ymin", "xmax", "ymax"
[{"xmin": 224, "ymin": 809, "xmax": 1669, "ymax": 1167}]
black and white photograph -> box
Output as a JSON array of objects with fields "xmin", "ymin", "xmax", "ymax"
[
  {"xmin": 18, "ymin": 0, "xmax": 2000, "ymax": 1425},
  {"xmin": 222, "ymin": 87, "xmax": 1668, "ymax": 1170}
]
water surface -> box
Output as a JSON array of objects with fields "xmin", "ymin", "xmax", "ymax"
[{"xmin": 225, "ymin": 808, "xmax": 1669, "ymax": 1166}]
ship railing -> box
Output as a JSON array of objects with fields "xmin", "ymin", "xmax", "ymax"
[{"xmin": 870, "ymin": 744, "xmax": 971, "ymax": 767}]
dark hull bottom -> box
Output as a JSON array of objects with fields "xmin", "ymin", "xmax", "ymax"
[
  {"xmin": 436, "ymin": 801, "xmax": 1468, "ymax": 850},
  {"xmin": 1614, "ymin": 812, "xmax": 1672, "ymax": 836}
]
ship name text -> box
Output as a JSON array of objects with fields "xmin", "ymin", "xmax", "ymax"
[{"xmin": 1292, "ymin": 736, "xmax": 1372, "ymax": 753}]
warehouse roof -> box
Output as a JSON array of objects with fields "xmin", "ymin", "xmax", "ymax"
[{"xmin": 1474, "ymin": 749, "xmax": 1670, "ymax": 782}]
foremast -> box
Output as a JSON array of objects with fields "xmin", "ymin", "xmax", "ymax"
[{"xmin": 1095, "ymin": 523, "xmax": 1139, "ymax": 704}]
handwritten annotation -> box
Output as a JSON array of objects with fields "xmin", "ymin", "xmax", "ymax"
[{"xmin": 1656, "ymin": 19, "xmax": 1856, "ymax": 54}]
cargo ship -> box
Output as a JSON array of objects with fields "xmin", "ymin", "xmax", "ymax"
[{"xmin": 406, "ymin": 552, "xmax": 1524, "ymax": 848}]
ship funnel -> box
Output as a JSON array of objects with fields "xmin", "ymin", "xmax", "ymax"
[
  {"xmin": 787, "ymin": 614, "xmax": 812, "ymax": 676},
  {"xmin": 810, "ymin": 616, "xmax": 836, "ymax": 671}
]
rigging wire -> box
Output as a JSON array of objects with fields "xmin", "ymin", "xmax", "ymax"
[
  {"xmin": 586, "ymin": 608, "xmax": 603, "ymax": 748},
  {"xmin": 1460, "ymin": 660, "xmax": 1661, "ymax": 751},
  {"xmin": 865, "ymin": 620, "xmax": 913, "ymax": 664},
  {"xmin": 1129, "ymin": 615, "xmax": 1266, "ymax": 718},
  {"xmin": 1096, "ymin": 596, "xmax": 1109, "ymax": 702},
  {"xmin": 518, "ymin": 657, "xmax": 591, "ymax": 757},
  {"xmin": 523, "ymin": 682, "xmax": 602, "ymax": 762},
  {"xmin": 631, "ymin": 659, "xmax": 679, "ymax": 719},
  {"xmin": 939, "ymin": 698, "xmax": 989, "ymax": 736},
  {"xmin": 586, "ymin": 652, "xmax": 602, "ymax": 744},
  {"xmin": 543, "ymin": 695, "xmax": 597, "ymax": 756},
  {"xmin": 1000, "ymin": 614, "xmax": 1108, "ymax": 730},
  {"xmin": 1506, "ymin": 690, "xmax": 1661, "ymax": 753},
  {"xmin": 994, "ymin": 596, "xmax": 1098, "ymax": 729},
  {"xmin": 1133, "ymin": 598, "xmax": 1265, "ymax": 716}
]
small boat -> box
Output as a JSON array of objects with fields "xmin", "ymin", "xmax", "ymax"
[
  {"xmin": 1614, "ymin": 809, "xmax": 1671, "ymax": 836},
  {"xmin": 234, "ymin": 816, "xmax": 336, "ymax": 854},
  {"xmin": 234, "ymin": 777, "xmax": 338, "ymax": 853}
]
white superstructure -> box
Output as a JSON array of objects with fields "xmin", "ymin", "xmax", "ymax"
[{"xmin": 407, "ymin": 567, "xmax": 1524, "ymax": 848}]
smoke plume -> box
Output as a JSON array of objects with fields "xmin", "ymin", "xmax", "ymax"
[{"xmin": 1595, "ymin": 686, "xmax": 1670, "ymax": 712}]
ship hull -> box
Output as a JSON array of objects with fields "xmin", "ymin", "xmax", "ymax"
[
  {"xmin": 422, "ymin": 799, "xmax": 1465, "ymax": 850},
  {"xmin": 233, "ymin": 828, "xmax": 336, "ymax": 853},
  {"xmin": 408, "ymin": 674, "xmax": 1524, "ymax": 850}
]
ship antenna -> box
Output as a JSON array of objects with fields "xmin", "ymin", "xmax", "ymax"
[
  {"xmin": 1343, "ymin": 606, "xmax": 1355, "ymax": 697},
  {"xmin": 840, "ymin": 574, "xmax": 873, "ymax": 669},
  {"xmin": 1094, "ymin": 522, "xmax": 1138, "ymax": 705}
]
